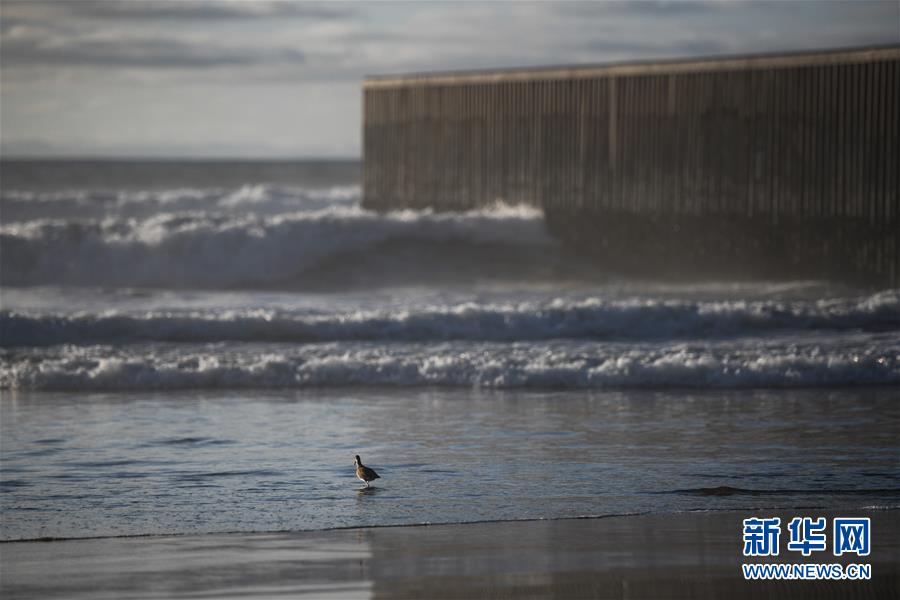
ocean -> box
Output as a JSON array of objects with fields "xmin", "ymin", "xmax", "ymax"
[{"xmin": 1, "ymin": 159, "xmax": 898, "ymax": 542}]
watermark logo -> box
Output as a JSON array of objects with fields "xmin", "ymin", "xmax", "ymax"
[
  {"xmin": 787, "ymin": 517, "xmax": 827, "ymax": 556},
  {"xmin": 742, "ymin": 517, "xmax": 781, "ymax": 557},
  {"xmin": 741, "ymin": 516, "xmax": 872, "ymax": 581},
  {"xmin": 833, "ymin": 518, "xmax": 870, "ymax": 557}
]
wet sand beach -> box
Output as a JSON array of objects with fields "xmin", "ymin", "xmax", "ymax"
[{"xmin": 3, "ymin": 509, "xmax": 898, "ymax": 599}]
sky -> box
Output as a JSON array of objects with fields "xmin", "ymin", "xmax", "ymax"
[{"xmin": 1, "ymin": 0, "xmax": 897, "ymax": 159}]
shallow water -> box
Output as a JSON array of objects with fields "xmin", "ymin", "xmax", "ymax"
[{"xmin": 2, "ymin": 387, "xmax": 897, "ymax": 541}]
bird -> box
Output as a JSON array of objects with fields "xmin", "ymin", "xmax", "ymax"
[{"xmin": 354, "ymin": 455, "xmax": 380, "ymax": 488}]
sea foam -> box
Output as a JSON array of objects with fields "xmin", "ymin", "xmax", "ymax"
[
  {"xmin": 2, "ymin": 291, "xmax": 898, "ymax": 347},
  {"xmin": 2, "ymin": 336, "xmax": 898, "ymax": 390},
  {"xmin": 1, "ymin": 200, "xmax": 550, "ymax": 288}
]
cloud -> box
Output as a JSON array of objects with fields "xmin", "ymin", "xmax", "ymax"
[
  {"xmin": 567, "ymin": 0, "xmax": 733, "ymax": 17},
  {"xmin": 1, "ymin": 0, "xmax": 351, "ymax": 22},
  {"xmin": 1, "ymin": 26, "xmax": 304, "ymax": 70},
  {"xmin": 2, "ymin": 0, "xmax": 897, "ymax": 159},
  {"xmin": 79, "ymin": 0, "xmax": 350, "ymax": 20},
  {"xmin": 3, "ymin": 0, "xmax": 896, "ymax": 81},
  {"xmin": 580, "ymin": 36, "xmax": 733, "ymax": 59}
]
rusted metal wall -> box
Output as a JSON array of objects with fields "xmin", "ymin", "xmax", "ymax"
[{"xmin": 362, "ymin": 47, "xmax": 900, "ymax": 285}]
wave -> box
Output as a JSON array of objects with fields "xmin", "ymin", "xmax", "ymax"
[
  {"xmin": 0, "ymin": 202, "xmax": 557, "ymax": 289},
  {"xmin": 0, "ymin": 184, "xmax": 359, "ymax": 222},
  {"xmin": 665, "ymin": 486, "xmax": 900, "ymax": 497},
  {"xmin": 3, "ymin": 336, "xmax": 898, "ymax": 390},
  {"xmin": 2, "ymin": 291, "xmax": 898, "ymax": 346}
]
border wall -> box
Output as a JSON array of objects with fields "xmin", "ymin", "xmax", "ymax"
[{"xmin": 362, "ymin": 46, "xmax": 900, "ymax": 285}]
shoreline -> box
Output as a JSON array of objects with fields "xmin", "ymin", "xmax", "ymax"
[
  {"xmin": 3, "ymin": 509, "xmax": 898, "ymax": 599},
  {"xmin": 5, "ymin": 505, "xmax": 897, "ymax": 544},
  {"xmin": 0, "ymin": 510, "xmax": 655, "ymax": 544}
]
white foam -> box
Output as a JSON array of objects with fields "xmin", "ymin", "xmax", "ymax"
[
  {"xmin": 3, "ymin": 292, "xmax": 897, "ymax": 346},
  {"xmin": 0, "ymin": 184, "xmax": 359, "ymax": 223},
  {"xmin": 2, "ymin": 336, "xmax": 898, "ymax": 390},
  {"xmin": 0, "ymin": 201, "xmax": 550, "ymax": 288}
]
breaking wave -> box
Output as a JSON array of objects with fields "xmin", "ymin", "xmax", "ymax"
[
  {"xmin": 0, "ymin": 201, "xmax": 555, "ymax": 289},
  {"xmin": 3, "ymin": 291, "xmax": 898, "ymax": 347},
  {"xmin": 0, "ymin": 184, "xmax": 359, "ymax": 222},
  {"xmin": 4, "ymin": 182, "xmax": 899, "ymax": 392},
  {"xmin": 3, "ymin": 335, "xmax": 898, "ymax": 390}
]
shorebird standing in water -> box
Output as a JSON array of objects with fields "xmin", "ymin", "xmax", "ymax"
[{"xmin": 354, "ymin": 455, "xmax": 380, "ymax": 488}]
